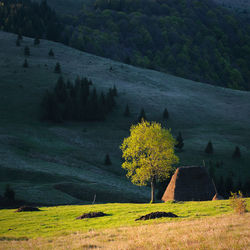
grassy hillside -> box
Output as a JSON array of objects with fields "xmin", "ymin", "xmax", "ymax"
[
  {"xmin": 0, "ymin": 30, "xmax": 250, "ymax": 205},
  {"xmin": 0, "ymin": 200, "xmax": 249, "ymax": 249}
]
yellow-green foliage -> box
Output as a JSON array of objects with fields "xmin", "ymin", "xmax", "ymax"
[
  {"xmin": 120, "ymin": 120, "xmax": 179, "ymax": 186},
  {"xmin": 230, "ymin": 191, "xmax": 247, "ymax": 214}
]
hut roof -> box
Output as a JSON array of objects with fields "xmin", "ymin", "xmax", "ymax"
[{"xmin": 162, "ymin": 166, "xmax": 216, "ymax": 202}]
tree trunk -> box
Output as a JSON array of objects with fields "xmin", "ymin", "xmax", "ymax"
[{"xmin": 150, "ymin": 177, "xmax": 155, "ymax": 203}]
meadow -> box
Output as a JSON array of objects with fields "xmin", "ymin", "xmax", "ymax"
[{"xmin": 0, "ymin": 199, "xmax": 249, "ymax": 249}]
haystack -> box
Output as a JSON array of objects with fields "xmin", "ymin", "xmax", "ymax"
[{"xmin": 162, "ymin": 166, "xmax": 216, "ymax": 202}]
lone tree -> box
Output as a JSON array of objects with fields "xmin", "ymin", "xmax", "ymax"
[
  {"xmin": 54, "ymin": 62, "xmax": 61, "ymax": 73},
  {"xmin": 232, "ymin": 146, "xmax": 241, "ymax": 158},
  {"xmin": 16, "ymin": 38, "xmax": 20, "ymax": 47},
  {"xmin": 49, "ymin": 49, "xmax": 54, "ymax": 57},
  {"xmin": 205, "ymin": 141, "xmax": 213, "ymax": 154},
  {"xmin": 120, "ymin": 120, "xmax": 179, "ymax": 203},
  {"xmin": 4, "ymin": 184, "xmax": 15, "ymax": 200},
  {"xmin": 124, "ymin": 104, "xmax": 130, "ymax": 117},
  {"xmin": 163, "ymin": 108, "xmax": 169, "ymax": 120},
  {"xmin": 138, "ymin": 108, "xmax": 146, "ymax": 122},
  {"xmin": 175, "ymin": 132, "xmax": 184, "ymax": 150},
  {"xmin": 24, "ymin": 46, "xmax": 30, "ymax": 56},
  {"xmin": 34, "ymin": 37, "xmax": 40, "ymax": 45},
  {"xmin": 104, "ymin": 154, "xmax": 112, "ymax": 165},
  {"xmin": 23, "ymin": 59, "xmax": 28, "ymax": 68}
]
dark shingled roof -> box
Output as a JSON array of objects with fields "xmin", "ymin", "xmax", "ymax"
[{"xmin": 162, "ymin": 166, "xmax": 216, "ymax": 202}]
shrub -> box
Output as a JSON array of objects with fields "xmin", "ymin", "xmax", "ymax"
[
  {"xmin": 229, "ymin": 191, "xmax": 247, "ymax": 214},
  {"xmin": 4, "ymin": 184, "xmax": 15, "ymax": 200}
]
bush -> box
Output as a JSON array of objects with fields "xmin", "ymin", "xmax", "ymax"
[
  {"xmin": 229, "ymin": 191, "xmax": 247, "ymax": 214},
  {"xmin": 4, "ymin": 184, "xmax": 15, "ymax": 200}
]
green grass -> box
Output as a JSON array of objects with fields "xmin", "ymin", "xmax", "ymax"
[
  {"xmin": 0, "ymin": 30, "xmax": 250, "ymax": 205},
  {"xmin": 1, "ymin": 199, "xmax": 249, "ymax": 239}
]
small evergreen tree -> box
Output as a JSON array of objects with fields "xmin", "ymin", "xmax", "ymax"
[
  {"xmin": 112, "ymin": 85, "xmax": 118, "ymax": 96},
  {"xmin": 4, "ymin": 184, "xmax": 15, "ymax": 200},
  {"xmin": 205, "ymin": 141, "xmax": 213, "ymax": 154},
  {"xmin": 49, "ymin": 49, "xmax": 54, "ymax": 57},
  {"xmin": 124, "ymin": 104, "xmax": 130, "ymax": 117},
  {"xmin": 24, "ymin": 46, "xmax": 30, "ymax": 56},
  {"xmin": 54, "ymin": 62, "xmax": 61, "ymax": 73},
  {"xmin": 18, "ymin": 33, "xmax": 23, "ymax": 41},
  {"xmin": 16, "ymin": 38, "xmax": 20, "ymax": 47},
  {"xmin": 163, "ymin": 108, "xmax": 169, "ymax": 119},
  {"xmin": 217, "ymin": 176, "xmax": 225, "ymax": 197},
  {"xmin": 104, "ymin": 154, "xmax": 112, "ymax": 165},
  {"xmin": 225, "ymin": 176, "xmax": 234, "ymax": 197},
  {"xmin": 175, "ymin": 132, "xmax": 184, "ymax": 150},
  {"xmin": 23, "ymin": 59, "xmax": 28, "ymax": 68},
  {"xmin": 34, "ymin": 37, "xmax": 40, "ymax": 45},
  {"xmin": 138, "ymin": 108, "xmax": 146, "ymax": 122},
  {"xmin": 232, "ymin": 146, "xmax": 241, "ymax": 158}
]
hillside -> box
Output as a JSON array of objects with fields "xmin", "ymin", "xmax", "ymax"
[
  {"xmin": 0, "ymin": 30, "xmax": 250, "ymax": 205},
  {"xmin": 213, "ymin": 0, "xmax": 250, "ymax": 11},
  {"xmin": 0, "ymin": 200, "xmax": 249, "ymax": 249}
]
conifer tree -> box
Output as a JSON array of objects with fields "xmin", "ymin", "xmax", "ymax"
[
  {"xmin": 225, "ymin": 176, "xmax": 234, "ymax": 197},
  {"xmin": 18, "ymin": 33, "xmax": 23, "ymax": 41},
  {"xmin": 205, "ymin": 141, "xmax": 213, "ymax": 154},
  {"xmin": 124, "ymin": 104, "xmax": 130, "ymax": 117},
  {"xmin": 138, "ymin": 108, "xmax": 146, "ymax": 122},
  {"xmin": 232, "ymin": 146, "xmax": 241, "ymax": 158},
  {"xmin": 24, "ymin": 46, "xmax": 30, "ymax": 56},
  {"xmin": 163, "ymin": 108, "xmax": 169, "ymax": 120},
  {"xmin": 34, "ymin": 37, "xmax": 40, "ymax": 45},
  {"xmin": 16, "ymin": 38, "xmax": 20, "ymax": 47},
  {"xmin": 112, "ymin": 85, "xmax": 118, "ymax": 96},
  {"xmin": 104, "ymin": 154, "xmax": 112, "ymax": 165},
  {"xmin": 175, "ymin": 132, "xmax": 184, "ymax": 150},
  {"xmin": 4, "ymin": 184, "xmax": 15, "ymax": 200},
  {"xmin": 49, "ymin": 49, "xmax": 54, "ymax": 57},
  {"xmin": 54, "ymin": 62, "xmax": 61, "ymax": 73},
  {"xmin": 217, "ymin": 176, "xmax": 225, "ymax": 196},
  {"xmin": 23, "ymin": 59, "xmax": 28, "ymax": 68}
]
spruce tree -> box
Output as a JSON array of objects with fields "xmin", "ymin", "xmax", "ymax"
[
  {"xmin": 16, "ymin": 38, "xmax": 20, "ymax": 47},
  {"xmin": 232, "ymin": 146, "xmax": 241, "ymax": 158},
  {"xmin": 4, "ymin": 184, "xmax": 15, "ymax": 200},
  {"xmin": 124, "ymin": 104, "xmax": 130, "ymax": 117},
  {"xmin": 225, "ymin": 176, "xmax": 234, "ymax": 197},
  {"xmin": 205, "ymin": 141, "xmax": 213, "ymax": 154},
  {"xmin": 54, "ymin": 62, "xmax": 61, "ymax": 73},
  {"xmin": 138, "ymin": 108, "xmax": 146, "ymax": 122},
  {"xmin": 163, "ymin": 108, "xmax": 169, "ymax": 120},
  {"xmin": 24, "ymin": 46, "xmax": 30, "ymax": 56},
  {"xmin": 23, "ymin": 59, "xmax": 28, "ymax": 68},
  {"xmin": 34, "ymin": 37, "xmax": 40, "ymax": 45},
  {"xmin": 18, "ymin": 33, "xmax": 23, "ymax": 41},
  {"xmin": 49, "ymin": 49, "xmax": 54, "ymax": 57},
  {"xmin": 104, "ymin": 154, "xmax": 112, "ymax": 165},
  {"xmin": 217, "ymin": 176, "xmax": 225, "ymax": 197},
  {"xmin": 112, "ymin": 85, "xmax": 118, "ymax": 96},
  {"xmin": 175, "ymin": 132, "xmax": 184, "ymax": 150}
]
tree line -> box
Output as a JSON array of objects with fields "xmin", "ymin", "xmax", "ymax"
[{"xmin": 41, "ymin": 76, "xmax": 117, "ymax": 122}]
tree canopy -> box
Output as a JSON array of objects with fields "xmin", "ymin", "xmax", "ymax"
[{"xmin": 120, "ymin": 120, "xmax": 179, "ymax": 202}]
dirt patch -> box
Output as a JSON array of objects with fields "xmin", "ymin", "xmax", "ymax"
[
  {"xmin": 135, "ymin": 212, "xmax": 178, "ymax": 221},
  {"xmin": 15, "ymin": 206, "xmax": 40, "ymax": 212},
  {"xmin": 76, "ymin": 212, "xmax": 107, "ymax": 220}
]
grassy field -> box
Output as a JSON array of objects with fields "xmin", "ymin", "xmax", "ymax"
[
  {"xmin": 0, "ymin": 200, "xmax": 249, "ymax": 249},
  {"xmin": 0, "ymin": 30, "xmax": 250, "ymax": 205}
]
